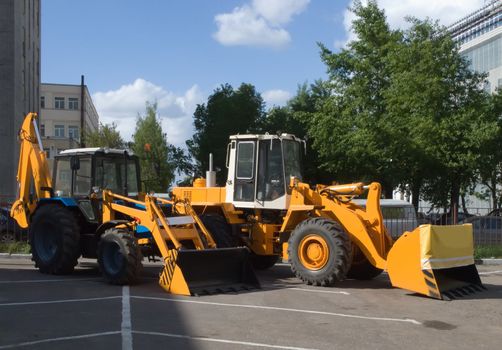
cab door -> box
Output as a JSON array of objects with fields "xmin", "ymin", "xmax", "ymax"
[{"xmin": 233, "ymin": 141, "xmax": 256, "ymax": 203}]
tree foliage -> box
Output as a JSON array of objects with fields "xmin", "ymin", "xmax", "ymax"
[
  {"xmin": 187, "ymin": 83, "xmax": 265, "ymax": 184},
  {"xmin": 85, "ymin": 123, "xmax": 125, "ymax": 148},
  {"xmin": 132, "ymin": 102, "xmax": 190, "ymax": 193}
]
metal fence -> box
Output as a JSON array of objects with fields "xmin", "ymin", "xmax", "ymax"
[
  {"xmin": 416, "ymin": 207, "xmax": 502, "ymax": 246},
  {"xmin": 0, "ymin": 196, "xmax": 28, "ymax": 243}
]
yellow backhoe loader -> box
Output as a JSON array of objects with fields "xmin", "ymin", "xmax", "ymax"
[
  {"xmin": 172, "ymin": 133, "xmax": 484, "ymax": 300},
  {"xmin": 10, "ymin": 113, "xmax": 258, "ymax": 295}
]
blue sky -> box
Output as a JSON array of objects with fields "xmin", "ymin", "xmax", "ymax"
[{"xmin": 41, "ymin": 0, "xmax": 484, "ymax": 147}]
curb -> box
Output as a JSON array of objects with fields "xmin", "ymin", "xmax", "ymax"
[
  {"xmin": 0, "ymin": 253, "xmax": 31, "ymax": 259},
  {"xmin": 475, "ymin": 258, "xmax": 502, "ymax": 265}
]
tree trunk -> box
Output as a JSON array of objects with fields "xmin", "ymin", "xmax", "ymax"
[
  {"xmin": 411, "ymin": 179, "xmax": 422, "ymax": 212},
  {"xmin": 450, "ymin": 184, "xmax": 460, "ymax": 224}
]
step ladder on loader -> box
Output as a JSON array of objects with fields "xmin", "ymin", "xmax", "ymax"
[{"xmin": 102, "ymin": 191, "xmax": 259, "ymax": 296}]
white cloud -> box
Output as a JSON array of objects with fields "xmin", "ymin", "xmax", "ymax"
[
  {"xmin": 337, "ymin": 0, "xmax": 486, "ymax": 48},
  {"xmin": 263, "ymin": 89, "xmax": 292, "ymax": 107},
  {"xmin": 92, "ymin": 79, "xmax": 204, "ymax": 148},
  {"xmin": 213, "ymin": 0, "xmax": 310, "ymax": 48}
]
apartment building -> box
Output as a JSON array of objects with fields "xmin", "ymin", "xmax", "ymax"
[
  {"xmin": 40, "ymin": 77, "xmax": 99, "ymax": 159},
  {"xmin": 0, "ymin": 0, "xmax": 40, "ymax": 200}
]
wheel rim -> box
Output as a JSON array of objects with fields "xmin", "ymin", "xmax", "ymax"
[
  {"xmin": 298, "ymin": 234, "xmax": 329, "ymax": 270},
  {"xmin": 103, "ymin": 241, "xmax": 124, "ymax": 275},
  {"xmin": 1, "ymin": 232, "xmax": 15, "ymax": 243}
]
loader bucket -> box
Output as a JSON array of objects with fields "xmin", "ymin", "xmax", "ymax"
[
  {"xmin": 387, "ymin": 224, "xmax": 483, "ymax": 300},
  {"xmin": 158, "ymin": 247, "xmax": 260, "ymax": 296}
]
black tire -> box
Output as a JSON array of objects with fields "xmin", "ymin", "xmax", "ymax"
[
  {"xmin": 29, "ymin": 204, "xmax": 80, "ymax": 274},
  {"xmin": 288, "ymin": 217, "xmax": 352, "ymax": 286},
  {"xmin": 250, "ymin": 253, "xmax": 279, "ymax": 270},
  {"xmin": 200, "ymin": 214, "xmax": 238, "ymax": 248},
  {"xmin": 347, "ymin": 245, "xmax": 383, "ymax": 280},
  {"xmin": 1, "ymin": 231, "xmax": 16, "ymax": 243},
  {"xmin": 98, "ymin": 228, "xmax": 143, "ymax": 285}
]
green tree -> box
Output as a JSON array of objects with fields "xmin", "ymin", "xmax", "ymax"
[
  {"xmin": 85, "ymin": 122, "xmax": 125, "ymax": 148},
  {"xmin": 476, "ymin": 89, "xmax": 502, "ymax": 209},
  {"xmin": 307, "ymin": 0, "xmax": 402, "ymax": 197},
  {"xmin": 187, "ymin": 83, "xmax": 265, "ymax": 184},
  {"xmin": 385, "ymin": 18, "xmax": 494, "ymax": 211},
  {"xmin": 132, "ymin": 102, "xmax": 176, "ymax": 192}
]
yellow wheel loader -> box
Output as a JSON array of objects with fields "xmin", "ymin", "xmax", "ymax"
[
  {"xmin": 10, "ymin": 113, "xmax": 259, "ymax": 295},
  {"xmin": 172, "ymin": 133, "xmax": 484, "ymax": 300}
]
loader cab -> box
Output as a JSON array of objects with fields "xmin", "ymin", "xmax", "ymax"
[
  {"xmin": 225, "ymin": 134, "xmax": 304, "ymax": 210},
  {"xmin": 53, "ymin": 148, "xmax": 141, "ymax": 198}
]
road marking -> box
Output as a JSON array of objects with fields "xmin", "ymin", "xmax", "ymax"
[
  {"xmin": 479, "ymin": 270, "xmax": 502, "ymax": 275},
  {"xmin": 275, "ymin": 263, "xmax": 291, "ymax": 267},
  {"xmin": 132, "ymin": 296, "xmax": 421, "ymax": 325},
  {"xmin": 122, "ymin": 286, "xmax": 133, "ymax": 350},
  {"xmin": 0, "ymin": 295, "xmax": 120, "ymax": 307},
  {"xmin": 263, "ymin": 285, "xmax": 350, "ymax": 295},
  {"xmin": 0, "ymin": 331, "xmax": 120, "ymax": 349},
  {"xmin": 133, "ymin": 330, "xmax": 318, "ymax": 350},
  {"xmin": 0, "ymin": 278, "xmax": 101, "ymax": 284}
]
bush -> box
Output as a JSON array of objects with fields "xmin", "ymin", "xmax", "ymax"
[
  {"xmin": 0, "ymin": 242, "xmax": 30, "ymax": 254},
  {"xmin": 474, "ymin": 245, "xmax": 502, "ymax": 259}
]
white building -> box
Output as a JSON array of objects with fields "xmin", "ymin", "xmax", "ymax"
[
  {"xmin": 449, "ymin": 0, "xmax": 502, "ymax": 93},
  {"xmin": 40, "ymin": 77, "xmax": 99, "ymax": 159}
]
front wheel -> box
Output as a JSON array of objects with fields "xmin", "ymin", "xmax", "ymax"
[
  {"xmin": 98, "ymin": 228, "xmax": 143, "ymax": 285},
  {"xmin": 288, "ymin": 217, "xmax": 352, "ymax": 286},
  {"xmin": 30, "ymin": 204, "xmax": 80, "ymax": 274}
]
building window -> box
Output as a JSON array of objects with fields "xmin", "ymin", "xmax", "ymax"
[
  {"xmin": 68, "ymin": 98, "xmax": 79, "ymax": 110},
  {"xmin": 68, "ymin": 126, "xmax": 79, "ymax": 140},
  {"xmin": 40, "ymin": 96, "xmax": 45, "ymax": 108},
  {"xmin": 54, "ymin": 125, "xmax": 65, "ymax": 138},
  {"xmin": 54, "ymin": 97, "xmax": 65, "ymax": 109},
  {"xmin": 40, "ymin": 124, "xmax": 45, "ymax": 137}
]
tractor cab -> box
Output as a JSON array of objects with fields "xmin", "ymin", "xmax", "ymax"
[
  {"xmin": 225, "ymin": 134, "xmax": 304, "ymax": 210},
  {"xmin": 53, "ymin": 148, "xmax": 141, "ymax": 198}
]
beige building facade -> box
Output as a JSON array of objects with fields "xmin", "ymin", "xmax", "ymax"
[{"xmin": 40, "ymin": 79, "xmax": 99, "ymax": 159}]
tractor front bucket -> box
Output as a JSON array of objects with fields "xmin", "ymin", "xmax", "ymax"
[
  {"xmin": 158, "ymin": 247, "xmax": 260, "ymax": 296},
  {"xmin": 386, "ymin": 224, "xmax": 484, "ymax": 300}
]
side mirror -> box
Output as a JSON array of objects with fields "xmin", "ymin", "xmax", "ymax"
[{"xmin": 70, "ymin": 156, "xmax": 80, "ymax": 170}]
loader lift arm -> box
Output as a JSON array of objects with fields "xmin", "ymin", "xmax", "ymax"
[{"xmin": 10, "ymin": 113, "xmax": 53, "ymax": 229}]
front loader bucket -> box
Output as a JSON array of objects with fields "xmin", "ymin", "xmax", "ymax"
[
  {"xmin": 159, "ymin": 247, "xmax": 260, "ymax": 296},
  {"xmin": 387, "ymin": 224, "xmax": 483, "ymax": 300}
]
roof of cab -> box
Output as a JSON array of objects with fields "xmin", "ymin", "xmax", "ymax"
[
  {"xmin": 229, "ymin": 133, "xmax": 302, "ymax": 142},
  {"xmin": 57, "ymin": 148, "xmax": 134, "ymax": 156}
]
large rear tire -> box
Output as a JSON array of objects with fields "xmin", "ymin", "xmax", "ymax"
[
  {"xmin": 98, "ymin": 228, "xmax": 143, "ymax": 285},
  {"xmin": 288, "ymin": 217, "xmax": 352, "ymax": 286},
  {"xmin": 347, "ymin": 245, "xmax": 383, "ymax": 280},
  {"xmin": 29, "ymin": 204, "xmax": 80, "ymax": 274},
  {"xmin": 200, "ymin": 214, "xmax": 238, "ymax": 248}
]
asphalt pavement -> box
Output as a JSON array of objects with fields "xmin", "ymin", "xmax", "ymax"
[{"xmin": 1, "ymin": 258, "xmax": 501, "ymax": 350}]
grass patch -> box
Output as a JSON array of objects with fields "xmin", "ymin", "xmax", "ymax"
[
  {"xmin": 474, "ymin": 245, "xmax": 502, "ymax": 259},
  {"xmin": 0, "ymin": 242, "xmax": 30, "ymax": 254}
]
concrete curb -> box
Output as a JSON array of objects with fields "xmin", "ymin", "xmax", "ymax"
[
  {"xmin": 0, "ymin": 253, "xmax": 31, "ymax": 259},
  {"xmin": 475, "ymin": 258, "xmax": 502, "ymax": 265}
]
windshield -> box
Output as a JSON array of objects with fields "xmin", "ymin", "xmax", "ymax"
[
  {"xmin": 54, "ymin": 158, "xmax": 71, "ymax": 196},
  {"xmin": 95, "ymin": 156, "xmax": 139, "ymax": 195},
  {"xmin": 283, "ymin": 140, "xmax": 302, "ymax": 182}
]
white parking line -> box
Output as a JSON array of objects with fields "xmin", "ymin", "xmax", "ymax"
[
  {"xmin": 122, "ymin": 286, "xmax": 133, "ymax": 350},
  {"xmin": 0, "ymin": 278, "xmax": 101, "ymax": 284},
  {"xmin": 479, "ymin": 270, "xmax": 502, "ymax": 275},
  {"xmin": 132, "ymin": 296, "xmax": 421, "ymax": 325},
  {"xmin": 0, "ymin": 331, "xmax": 120, "ymax": 349},
  {"xmin": 0, "ymin": 295, "xmax": 120, "ymax": 307},
  {"xmin": 263, "ymin": 285, "xmax": 350, "ymax": 295},
  {"xmin": 133, "ymin": 330, "xmax": 318, "ymax": 350}
]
